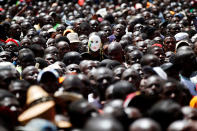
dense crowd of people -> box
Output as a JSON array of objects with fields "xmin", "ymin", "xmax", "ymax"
[{"xmin": 0, "ymin": 0, "xmax": 197, "ymax": 130}]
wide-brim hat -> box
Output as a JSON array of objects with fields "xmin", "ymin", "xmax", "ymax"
[{"xmin": 18, "ymin": 85, "xmax": 55, "ymax": 125}]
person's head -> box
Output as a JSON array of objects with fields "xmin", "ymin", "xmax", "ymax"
[
  {"xmin": 108, "ymin": 42, "xmax": 123, "ymax": 63},
  {"xmin": 140, "ymin": 54, "xmax": 160, "ymax": 67},
  {"xmin": 44, "ymin": 53, "xmax": 58, "ymax": 65},
  {"xmin": 127, "ymin": 50, "xmax": 143, "ymax": 65},
  {"xmin": 42, "ymin": 15, "xmax": 54, "ymax": 26},
  {"xmin": 68, "ymin": 99, "xmax": 97, "ymax": 128},
  {"xmin": 174, "ymin": 46, "xmax": 197, "ymax": 77},
  {"xmin": 113, "ymin": 24, "xmax": 126, "ymax": 41},
  {"xmin": 113, "ymin": 66, "xmax": 126, "ymax": 81},
  {"xmin": 84, "ymin": 116, "xmax": 123, "ymax": 131},
  {"xmin": 44, "ymin": 46, "xmax": 59, "ymax": 58},
  {"xmin": 79, "ymin": 60, "xmax": 97, "ymax": 75},
  {"xmin": 129, "ymin": 118, "xmax": 161, "ymax": 131},
  {"xmin": 164, "ymin": 36, "xmax": 176, "ymax": 52},
  {"xmin": 122, "ymin": 68, "xmax": 141, "ymax": 89},
  {"xmin": 38, "ymin": 69, "xmax": 59, "ymax": 94},
  {"xmin": 78, "ymin": 22, "xmax": 91, "ymax": 36},
  {"xmin": 67, "ymin": 33, "xmax": 81, "ymax": 52},
  {"xmin": 63, "ymin": 51, "xmax": 82, "ymax": 66},
  {"xmin": 56, "ymin": 24, "xmax": 66, "ymax": 35},
  {"xmin": 9, "ymin": 24, "xmax": 21, "ymax": 40},
  {"xmin": 62, "ymin": 75, "xmax": 84, "ymax": 94},
  {"xmin": 21, "ymin": 38, "xmax": 32, "ymax": 47},
  {"xmin": 0, "ymin": 89, "xmax": 21, "ymax": 118},
  {"xmin": 147, "ymin": 46, "xmax": 165, "ymax": 64},
  {"xmin": 66, "ymin": 64, "xmax": 80, "ymax": 74},
  {"xmin": 94, "ymin": 67, "xmax": 114, "ymax": 100},
  {"xmin": 148, "ymin": 99, "xmax": 183, "ymax": 131},
  {"xmin": 0, "ymin": 51, "xmax": 12, "ymax": 62},
  {"xmin": 102, "ymin": 25, "xmax": 112, "ymax": 37},
  {"xmin": 18, "ymin": 49, "xmax": 35, "ymax": 69},
  {"xmin": 9, "ymin": 80, "xmax": 30, "ymax": 107},
  {"xmin": 111, "ymin": 80, "xmax": 136, "ymax": 100},
  {"xmin": 4, "ymin": 41, "xmax": 19, "ymax": 53},
  {"xmin": 55, "ymin": 41, "xmax": 70, "ymax": 59},
  {"xmin": 89, "ymin": 20, "xmax": 99, "ymax": 32},
  {"xmin": 167, "ymin": 120, "xmax": 190, "ymax": 131},
  {"xmin": 161, "ymin": 79, "xmax": 188, "ymax": 106},
  {"xmin": 22, "ymin": 66, "xmax": 39, "ymax": 84},
  {"xmin": 136, "ymin": 41, "xmax": 148, "ymax": 54},
  {"xmin": 142, "ymin": 75, "xmax": 164, "ymax": 96}
]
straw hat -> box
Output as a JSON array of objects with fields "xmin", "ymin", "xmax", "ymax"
[
  {"xmin": 18, "ymin": 85, "xmax": 55, "ymax": 125},
  {"xmin": 67, "ymin": 33, "xmax": 81, "ymax": 43}
]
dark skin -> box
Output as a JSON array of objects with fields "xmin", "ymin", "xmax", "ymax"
[
  {"xmin": 181, "ymin": 106, "xmax": 197, "ymax": 121},
  {"xmin": 148, "ymin": 46, "xmax": 165, "ymax": 64},
  {"xmin": 89, "ymin": 20, "xmax": 99, "ymax": 32},
  {"xmin": 9, "ymin": 24, "xmax": 21, "ymax": 40},
  {"xmin": 164, "ymin": 36, "xmax": 176, "ymax": 52},
  {"xmin": 9, "ymin": 80, "xmax": 29, "ymax": 107},
  {"xmin": 129, "ymin": 118, "xmax": 161, "ymax": 131},
  {"xmin": 102, "ymin": 25, "xmax": 112, "ymax": 37},
  {"xmin": 79, "ymin": 60, "xmax": 97, "ymax": 75},
  {"xmin": 176, "ymin": 47, "xmax": 197, "ymax": 78},
  {"xmin": 4, "ymin": 42, "xmax": 18, "ymax": 53},
  {"xmin": 121, "ymin": 68, "xmax": 141, "ymax": 89},
  {"xmin": 44, "ymin": 46, "xmax": 59, "ymax": 58},
  {"xmin": 0, "ymin": 69, "xmax": 18, "ymax": 90},
  {"xmin": 0, "ymin": 51, "xmax": 12, "ymax": 62},
  {"xmin": 78, "ymin": 74, "xmax": 92, "ymax": 99},
  {"xmin": 18, "ymin": 52, "xmax": 36, "ymax": 70},
  {"xmin": 44, "ymin": 54, "xmax": 58, "ymax": 65},
  {"xmin": 141, "ymin": 75, "xmax": 163, "ymax": 96},
  {"xmin": 56, "ymin": 24, "xmax": 66, "ymax": 35},
  {"xmin": 47, "ymin": 38, "xmax": 55, "ymax": 47},
  {"xmin": 136, "ymin": 41, "xmax": 148, "ymax": 54},
  {"xmin": 62, "ymin": 75, "xmax": 84, "ymax": 94},
  {"xmin": 193, "ymin": 41, "xmax": 197, "ymax": 56},
  {"xmin": 130, "ymin": 63, "xmax": 143, "ymax": 78},
  {"xmin": 161, "ymin": 80, "xmax": 184, "ymax": 105},
  {"xmin": 140, "ymin": 54, "xmax": 160, "ymax": 67},
  {"xmin": 22, "ymin": 66, "xmax": 39, "ymax": 84},
  {"xmin": 26, "ymin": 30, "xmax": 37, "ymax": 40},
  {"xmin": 94, "ymin": 67, "xmax": 114, "ymax": 101},
  {"xmin": 84, "ymin": 116, "xmax": 123, "ymax": 131},
  {"xmin": 113, "ymin": 66, "xmax": 126, "ymax": 81},
  {"xmin": 127, "ymin": 50, "xmax": 143, "ymax": 65},
  {"xmin": 108, "ymin": 42, "xmax": 124, "ymax": 63},
  {"xmin": 0, "ymin": 93, "xmax": 21, "ymax": 117},
  {"xmin": 39, "ymin": 31, "xmax": 50, "ymax": 41},
  {"xmin": 21, "ymin": 38, "xmax": 32, "ymax": 47},
  {"xmin": 113, "ymin": 24, "xmax": 126, "ymax": 42},
  {"xmin": 56, "ymin": 41, "xmax": 70, "ymax": 60},
  {"xmin": 66, "ymin": 64, "xmax": 80, "ymax": 74}
]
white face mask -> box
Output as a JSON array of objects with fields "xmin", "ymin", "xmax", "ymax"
[{"xmin": 88, "ymin": 35, "xmax": 101, "ymax": 52}]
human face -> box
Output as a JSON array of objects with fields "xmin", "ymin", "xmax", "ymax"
[
  {"xmin": 122, "ymin": 68, "xmax": 141, "ymax": 89},
  {"xmin": 44, "ymin": 54, "xmax": 57, "ymax": 65},
  {"xmin": 143, "ymin": 76, "xmax": 163, "ymax": 96},
  {"xmin": 4, "ymin": 42, "xmax": 18, "ymax": 52},
  {"xmin": 136, "ymin": 41, "xmax": 147, "ymax": 54},
  {"xmin": 113, "ymin": 24, "xmax": 125, "ymax": 39},
  {"xmin": 23, "ymin": 66, "xmax": 39, "ymax": 84},
  {"xmin": 57, "ymin": 41, "xmax": 70, "ymax": 59},
  {"xmin": 164, "ymin": 37, "xmax": 176, "ymax": 52},
  {"xmin": 0, "ymin": 51, "xmax": 11, "ymax": 62},
  {"xmin": 66, "ymin": 64, "xmax": 80, "ymax": 74}
]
